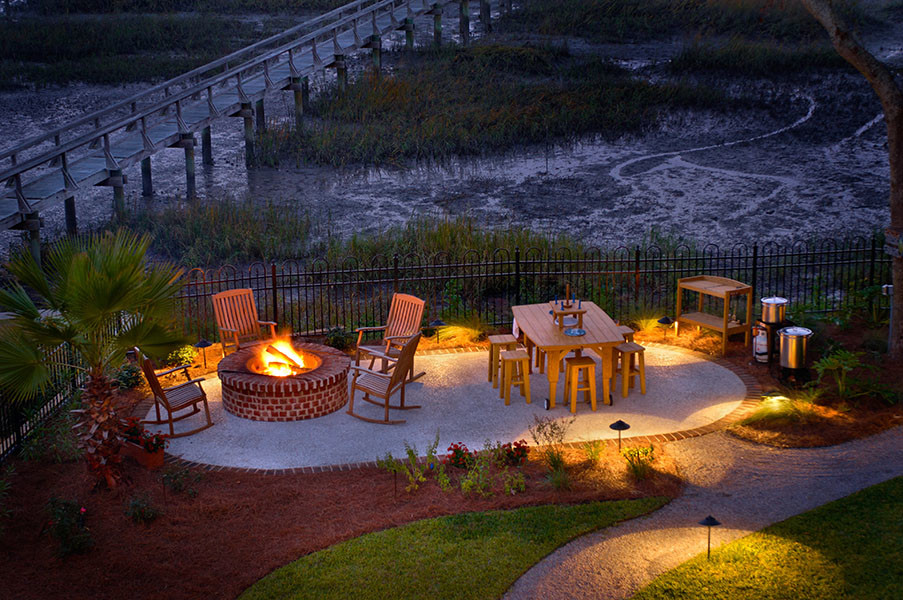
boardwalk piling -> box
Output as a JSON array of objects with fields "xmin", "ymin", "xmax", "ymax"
[
  {"xmin": 64, "ymin": 197, "xmax": 77, "ymax": 235},
  {"xmin": 111, "ymin": 169, "xmax": 125, "ymax": 221},
  {"xmin": 255, "ymin": 99, "xmax": 266, "ymax": 133},
  {"xmin": 140, "ymin": 157, "xmax": 153, "ymax": 197},
  {"xmin": 459, "ymin": 1, "xmax": 470, "ymax": 46},
  {"xmin": 25, "ymin": 212, "xmax": 40, "ymax": 264},
  {"xmin": 432, "ymin": 5, "xmax": 442, "ymax": 48},
  {"xmin": 335, "ymin": 55, "xmax": 347, "ymax": 92},
  {"xmin": 370, "ymin": 34, "xmax": 382, "ymax": 73},
  {"xmin": 405, "ymin": 17, "xmax": 414, "ymax": 52},
  {"xmin": 241, "ymin": 102, "xmax": 254, "ymax": 166},
  {"xmin": 301, "ymin": 76, "xmax": 310, "ymax": 113},
  {"xmin": 291, "ymin": 76, "xmax": 304, "ymax": 128},
  {"xmin": 181, "ymin": 133, "xmax": 196, "ymax": 199},
  {"xmin": 202, "ymin": 126, "xmax": 213, "ymax": 165},
  {"xmin": 480, "ymin": 0, "xmax": 491, "ymax": 32}
]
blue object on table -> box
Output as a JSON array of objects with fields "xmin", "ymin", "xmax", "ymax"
[
  {"xmin": 564, "ymin": 328, "xmax": 586, "ymax": 337},
  {"xmin": 578, "ymin": 299, "xmax": 582, "ymax": 309}
]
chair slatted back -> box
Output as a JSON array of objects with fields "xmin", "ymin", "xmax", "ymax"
[
  {"xmin": 389, "ymin": 333, "xmax": 421, "ymax": 391},
  {"xmin": 136, "ymin": 348, "xmax": 171, "ymax": 411},
  {"xmin": 212, "ymin": 289, "xmax": 261, "ymax": 339},
  {"xmin": 384, "ymin": 293, "xmax": 425, "ymax": 339}
]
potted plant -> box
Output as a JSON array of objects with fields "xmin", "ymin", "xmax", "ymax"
[{"xmin": 121, "ymin": 418, "xmax": 168, "ymax": 470}]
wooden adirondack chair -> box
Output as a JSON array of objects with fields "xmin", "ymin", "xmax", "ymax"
[
  {"xmin": 212, "ymin": 288, "xmax": 277, "ymax": 356},
  {"xmin": 136, "ymin": 348, "xmax": 213, "ymax": 438},
  {"xmin": 347, "ymin": 333, "xmax": 422, "ymax": 424},
  {"xmin": 355, "ymin": 293, "xmax": 425, "ymax": 382}
]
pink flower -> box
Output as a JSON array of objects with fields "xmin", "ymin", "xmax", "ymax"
[{"xmin": 80, "ymin": 507, "xmax": 86, "ymax": 514}]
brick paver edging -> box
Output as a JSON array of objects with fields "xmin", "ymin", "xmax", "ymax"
[{"xmin": 132, "ymin": 343, "xmax": 763, "ymax": 475}]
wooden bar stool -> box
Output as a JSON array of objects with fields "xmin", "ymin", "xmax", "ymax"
[
  {"xmin": 564, "ymin": 355, "xmax": 597, "ymax": 413},
  {"xmin": 617, "ymin": 325, "xmax": 636, "ymax": 342},
  {"xmin": 614, "ymin": 342, "xmax": 646, "ymax": 398},
  {"xmin": 499, "ymin": 350, "xmax": 531, "ymax": 406},
  {"xmin": 488, "ymin": 334, "xmax": 518, "ymax": 389}
]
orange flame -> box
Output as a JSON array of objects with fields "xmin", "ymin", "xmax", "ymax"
[{"xmin": 258, "ymin": 338, "xmax": 306, "ymax": 377}]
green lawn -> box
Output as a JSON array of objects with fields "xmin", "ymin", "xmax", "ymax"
[
  {"xmin": 240, "ymin": 497, "xmax": 669, "ymax": 600},
  {"xmin": 634, "ymin": 476, "xmax": 903, "ymax": 599}
]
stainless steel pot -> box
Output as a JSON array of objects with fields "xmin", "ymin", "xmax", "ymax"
[
  {"xmin": 761, "ymin": 296, "xmax": 789, "ymax": 324},
  {"xmin": 779, "ymin": 326, "xmax": 813, "ymax": 369}
]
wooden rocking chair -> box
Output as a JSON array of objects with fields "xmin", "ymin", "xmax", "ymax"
[
  {"xmin": 212, "ymin": 288, "xmax": 277, "ymax": 356},
  {"xmin": 136, "ymin": 348, "xmax": 213, "ymax": 438},
  {"xmin": 355, "ymin": 293, "xmax": 425, "ymax": 382},
  {"xmin": 347, "ymin": 333, "xmax": 422, "ymax": 424}
]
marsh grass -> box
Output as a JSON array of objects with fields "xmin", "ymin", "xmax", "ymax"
[
  {"xmin": 0, "ymin": 14, "xmax": 291, "ymax": 87},
  {"xmin": 669, "ymin": 39, "xmax": 851, "ymax": 76},
  {"xmin": 272, "ymin": 45, "xmax": 734, "ymax": 166},
  {"xmin": 113, "ymin": 197, "xmax": 312, "ymax": 266},
  {"xmin": 499, "ymin": 0, "xmax": 857, "ymax": 43}
]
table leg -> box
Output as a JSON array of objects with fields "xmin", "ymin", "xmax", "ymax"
[
  {"xmin": 599, "ymin": 346, "xmax": 612, "ymax": 406},
  {"xmin": 546, "ymin": 349, "xmax": 564, "ymax": 409}
]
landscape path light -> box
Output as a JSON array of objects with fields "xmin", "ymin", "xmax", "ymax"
[
  {"xmin": 609, "ymin": 419, "xmax": 630, "ymax": 451},
  {"xmin": 657, "ymin": 316, "xmax": 674, "ymax": 340},
  {"xmin": 194, "ymin": 338, "xmax": 213, "ymax": 370},
  {"xmin": 699, "ymin": 515, "xmax": 721, "ymax": 560}
]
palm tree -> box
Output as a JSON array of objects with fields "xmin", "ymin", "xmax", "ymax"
[{"xmin": 0, "ymin": 230, "xmax": 189, "ymax": 488}]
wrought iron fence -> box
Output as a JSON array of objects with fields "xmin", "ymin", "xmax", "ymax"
[{"xmin": 177, "ymin": 236, "xmax": 890, "ymax": 343}]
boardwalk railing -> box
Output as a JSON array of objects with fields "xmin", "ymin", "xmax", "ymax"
[
  {"xmin": 176, "ymin": 237, "xmax": 891, "ymax": 343},
  {"xmin": 0, "ymin": 0, "xmax": 497, "ymax": 249}
]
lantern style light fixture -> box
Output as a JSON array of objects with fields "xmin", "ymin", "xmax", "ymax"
[
  {"xmin": 609, "ymin": 419, "xmax": 630, "ymax": 451},
  {"xmin": 699, "ymin": 515, "xmax": 721, "ymax": 560},
  {"xmin": 194, "ymin": 338, "xmax": 213, "ymax": 370}
]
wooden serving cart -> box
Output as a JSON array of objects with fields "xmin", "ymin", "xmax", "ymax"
[{"xmin": 675, "ymin": 275, "xmax": 752, "ymax": 356}]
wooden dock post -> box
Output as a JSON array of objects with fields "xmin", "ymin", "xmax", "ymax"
[
  {"xmin": 255, "ymin": 99, "xmax": 266, "ymax": 133},
  {"xmin": 480, "ymin": 0, "xmax": 491, "ymax": 32},
  {"xmin": 25, "ymin": 212, "xmax": 40, "ymax": 264},
  {"xmin": 432, "ymin": 5, "xmax": 442, "ymax": 48},
  {"xmin": 291, "ymin": 76, "xmax": 304, "ymax": 128},
  {"xmin": 335, "ymin": 55, "xmax": 347, "ymax": 93},
  {"xmin": 459, "ymin": 1, "xmax": 470, "ymax": 46},
  {"xmin": 181, "ymin": 133, "xmax": 196, "ymax": 198},
  {"xmin": 405, "ymin": 17, "xmax": 415, "ymax": 52},
  {"xmin": 241, "ymin": 102, "xmax": 254, "ymax": 166},
  {"xmin": 64, "ymin": 197, "xmax": 77, "ymax": 235},
  {"xmin": 202, "ymin": 126, "xmax": 213, "ymax": 165},
  {"xmin": 301, "ymin": 76, "xmax": 310, "ymax": 113},
  {"xmin": 370, "ymin": 34, "xmax": 382, "ymax": 73},
  {"xmin": 141, "ymin": 157, "xmax": 153, "ymax": 197},
  {"xmin": 111, "ymin": 169, "xmax": 125, "ymax": 221}
]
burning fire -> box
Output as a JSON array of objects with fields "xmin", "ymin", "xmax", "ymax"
[{"xmin": 258, "ymin": 338, "xmax": 307, "ymax": 377}]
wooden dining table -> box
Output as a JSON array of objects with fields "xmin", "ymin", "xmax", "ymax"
[{"xmin": 511, "ymin": 301, "xmax": 625, "ymax": 409}]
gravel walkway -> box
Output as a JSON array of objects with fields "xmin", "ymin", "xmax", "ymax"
[{"xmin": 504, "ymin": 427, "xmax": 903, "ymax": 600}]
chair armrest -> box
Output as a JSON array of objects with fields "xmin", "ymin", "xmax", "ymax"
[
  {"xmin": 155, "ymin": 364, "xmax": 192, "ymax": 377},
  {"xmin": 258, "ymin": 320, "xmax": 277, "ymax": 326},
  {"xmin": 164, "ymin": 377, "xmax": 206, "ymax": 392},
  {"xmin": 356, "ymin": 326, "xmax": 387, "ymax": 333},
  {"xmin": 219, "ymin": 326, "xmax": 240, "ymax": 333},
  {"xmin": 350, "ymin": 365, "xmax": 391, "ymax": 379},
  {"xmin": 384, "ymin": 334, "xmax": 416, "ymax": 342},
  {"xmin": 364, "ymin": 348, "xmax": 398, "ymax": 364}
]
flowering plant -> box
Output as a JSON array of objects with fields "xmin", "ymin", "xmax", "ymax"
[
  {"xmin": 445, "ymin": 442, "xmax": 474, "ymax": 469},
  {"xmin": 121, "ymin": 418, "xmax": 168, "ymax": 453},
  {"xmin": 500, "ymin": 439, "xmax": 529, "ymax": 467}
]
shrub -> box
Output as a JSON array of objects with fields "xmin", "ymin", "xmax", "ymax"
[
  {"xmin": 46, "ymin": 497, "xmax": 93, "ymax": 557},
  {"xmin": 814, "ymin": 348, "xmax": 868, "ymax": 399},
  {"xmin": 459, "ymin": 449, "xmax": 493, "ymax": 497},
  {"xmin": 125, "ymin": 493, "xmax": 160, "ymax": 525},
  {"xmin": 493, "ymin": 439, "xmax": 529, "ymax": 467},
  {"xmin": 324, "ymin": 327, "xmax": 354, "ymax": 351},
  {"xmin": 114, "ymin": 361, "xmax": 143, "ymax": 389},
  {"xmin": 503, "ymin": 470, "xmax": 526, "ymax": 495},
  {"xmin": 529, "ymin": 415, "xmax": 575, "ymax": 471},
  {"xmin": 545, "ymin": 467, "xmax": 571, "ymax": 491},
  {"xmin": 621, "ymin": 446, "xmax": 655, "ymax": 480},
  {"xmin": 161, "ymin": 466, "xmax": 202, "ymax": 497},
  {"xmin": 377, "ymin": 437, "xmax": 436, "ymax": 493},
  {"xmin": 20, "ymin": 401, "xmax": 81, "ymax": 463},
  {"xmin": 164, "ymin": 345, "xmax": 197, "ymax": 367}
]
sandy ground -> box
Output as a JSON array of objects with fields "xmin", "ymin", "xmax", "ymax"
[{"xmin": 504, "ymin": 426, "xmax": 903, "ymax": 599}]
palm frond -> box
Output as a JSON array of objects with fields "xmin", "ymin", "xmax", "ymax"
[
  {"xmin": 0, "ymin": 284, "xmax": 41, "ymax": 320},
  {"xmin": 0, "ymin": 330, "xmax": 52, "ymax": 404}
]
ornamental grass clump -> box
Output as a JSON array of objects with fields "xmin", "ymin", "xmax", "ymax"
[{"xmin": 622, "ymin": 445, "xmax": 655, "ymax": 480}]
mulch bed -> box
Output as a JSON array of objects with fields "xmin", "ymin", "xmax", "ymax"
[{"xmin": 0, "ymin": 425, "xmax": 680, "ymax": 600}]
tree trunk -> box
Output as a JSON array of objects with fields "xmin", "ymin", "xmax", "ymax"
[
  {"xmin": 799, "ymin": 0, "xmax": 903, "ymax": 357},
  {"xmin": 76, "ymin": 373, "xmax": 123, "ymax": 489}
]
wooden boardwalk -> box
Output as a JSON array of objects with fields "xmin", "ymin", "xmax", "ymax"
[{"xmin": 0, "ymin": 0, "xmax": 506, "ymax": 256}]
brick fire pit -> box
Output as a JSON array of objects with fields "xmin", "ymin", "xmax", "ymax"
[{"xmin": 217, "ymin": 340, "xmax": 351, "ymax": 421}]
